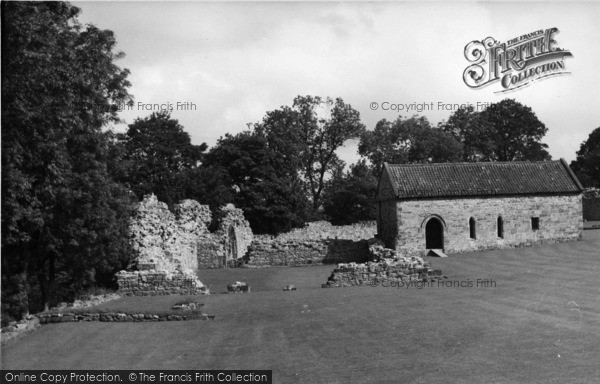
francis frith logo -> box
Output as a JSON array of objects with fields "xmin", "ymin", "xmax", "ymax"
[{"xmin": 463, "ymin": 27, "xmax": 572, "ymax": 93}]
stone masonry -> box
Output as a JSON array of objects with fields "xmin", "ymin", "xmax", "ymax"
[
  {"xmin": 197, "ymin": 204, "xmax": 254, "ymax": 269},
  {"xmin": 323, "ymin": 239, "xmax": 444, "ymax": 288},
  {"xmin": 118, "ymin": 195, "xmax": 253, "ymax": 295},
  {"xmin": 129, "ymin": 194, "xmax": 211, "ymax": 273},
  {"xmin": 116, "ymin": 270, "xmax": 207, "ymax": 296},
  {"xmin": 377, "ymin": 161, "xmax": 584, "ymax": 257},
  {"xmin": 379, "ymin": 194, "xmax": 583, "ymax": 256},
  {"xmin": 246, "ymin": 221, "xmax": 377, "ymax": 267}
]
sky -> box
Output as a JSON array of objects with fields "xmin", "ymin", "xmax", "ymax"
[{"xmin": 73, "ymin": 1, "xmax": 600, "ymax": 164}]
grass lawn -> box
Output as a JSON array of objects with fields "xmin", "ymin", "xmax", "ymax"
[{"xmin": 2, "ymin": 231, "xmax": 600, "ymax": 383}]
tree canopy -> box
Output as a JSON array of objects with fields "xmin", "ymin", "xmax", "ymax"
[
  {"xmin": 202, "ymin": 131, "xmax": 310, "ymax": 234},
  {"xmin": 323, "ymin": 160, "xmax": 378, "ymax": 225},
  {"xmin": 440, "ymin": 99, "xmax": 551, "ymax": 162},
  {"xmin": 115, "ymin": 111, "xmax": 208, "ymax": 207},
  {"xmin": 1, "ymin": 1, "xmax": 134, "ymax": 320},
  {"xmin": 257, "ymin": 96, "xmax": 366, "ymax": 210},
  {"xmin": 358, "ymin": 115, "xmax": 463, "ymax": 174},
  {"xmin": 570, "ymin": 127, "xmax": 600, "ymax": 188}
]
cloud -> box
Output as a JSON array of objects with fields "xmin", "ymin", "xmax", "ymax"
[{"xmin": 75, "ymin": 1, "xmax": 600, "ymax": 163}]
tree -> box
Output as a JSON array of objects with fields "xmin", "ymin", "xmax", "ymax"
[
  {"xmin": 257, "ymin": 96, "xmax": 366, "ymax": 211},
  {"xmin": 323, "ymin": 160, "xmax": 378, "ymax": 225},
  {"xmin": 2, "ymin": 2, "xmax": 134, "ymax": 319},
  {"xmin": 203, "ymin": 131, "xmax": 310, "ymax": 234},
  {"xmin": 440, "ymin": 99, "xmax": 551, "ymax": 162},
  {"xmin": 439, "ymin": 105, "xmax": 495, "ymax": 161},
  {"xmin": 570, "ymin": 127, "xmax": 600, "ymax": 188},
  {"xmin": 115, "ymin": 111, "xmax": 207, "ymax": 207},
  {"xmin": 359, "ymin": 116, "xmax": 463, "ymax": 174}
]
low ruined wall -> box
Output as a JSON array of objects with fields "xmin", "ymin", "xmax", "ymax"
[
  {"xmin": 583, "ymin": 190, "xmax": 600, "ymax": 221},
  {"xmin": 246, "ymin": 221, "xmax": 377, "ymax": 267},
  {"xmin": 37, "ymin": 312, "xmax": 212, "ymax": 323},
  {"xmin": 323, "ymin": 258, "xmax": 442, "ymax": 288},
  {"xmin": 116, "ymin": 271, "xmax": 208, "ymax": 296},
  {"xmin": 266, "ymin": 221, "xmax": 376, "ymax": 242},
  {"xmin": 247, "ymin": 239, "xmax": 370, "ymax": 267}
]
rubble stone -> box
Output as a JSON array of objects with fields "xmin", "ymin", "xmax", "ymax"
[
  {"xmin": 322, "ymin": 241, "xmax": 444, "ymax": 288},
  {"xmin": 246, "ymin": 221, "xmax": 377, "ymax": 267}
]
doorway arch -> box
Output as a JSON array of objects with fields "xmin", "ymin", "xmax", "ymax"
[
  {"xmin": 224, "ymin": 226, "xmax": 238, "ymax": 268},
  {"xmin": 425, "ymin": 217, "xmax": 444, "ymax": 250}
]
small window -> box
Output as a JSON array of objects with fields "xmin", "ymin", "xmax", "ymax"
[
  {"xmin": 497, "ymin": 216, "xmax": 504, "ymax": 238},
  {"xmin": 469, "ymin": 217, "xmax": 476, "ymax": 239},
  {"xmin": 531, "ymin": 217, "xmax": 540, "ymax": 231}
]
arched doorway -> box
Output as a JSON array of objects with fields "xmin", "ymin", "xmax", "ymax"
[
  {"xmin": 224, "ymin": 226, "xmax": 238, "ymax": 268},
  {"xmin": 425, "ymin": 217, "xmax": 444, "ymax": 250}
]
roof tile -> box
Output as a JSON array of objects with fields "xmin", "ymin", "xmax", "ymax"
[{"xmin": 384, "ymin": 159, "xmax": 582, "ymax": 199}]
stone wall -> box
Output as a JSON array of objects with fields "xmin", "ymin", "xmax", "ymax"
[
  {"xmin": 247, "ymin": 239, "xmax": 371, "ymax": 267},
  {"xmin": 323, "ymin": 238, "xmax": 443, "ymax": 288},
  {"xmin": 258, "ymin": 221, "xmax": 376, "ymax": 242},
  {"xmin": 245, "ymin": 221, "xmax": 376, "ymax": 267},
  {"xmin": 37, "ymin": 312, "xmax": 212, "ymax": 323},
  {"xmin": 116, "ymin": 271, "xmax": 208, "ymax": 296},
  {"xmin": 130, "ymin": 195, "xmax": 211, "ymax": 273},
  {"xmin": 583, "ymin": 189, "xmax": 600, "ymax": 221},
  {"xmin": 377, "ymin": 199, "xmax": 398, "ymax": 249},
  {"xmin": 380, "ymin": 194, "xmax": 583, "ymax": 256},
  {"xmin": 197, "ymin": 205, "xmax": 254, "ymax": 269},
  {"xmin": 323, "ymin": 259, "xmax": 442, "ymax": 288},
  {"xmin": 128, "ymin": 196, "xmax": 253, "ymax": 275}
]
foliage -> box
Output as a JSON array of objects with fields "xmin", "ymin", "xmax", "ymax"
[
  {"xmin": 257, "ymin": 96, "xmax": 366, "ymax": 210},
  {"xmin": 570, "ymin": 127, "xmax": 600, "ymax": 188},
  {"xmin": 203, "ymin": 131, "xmax": 310, "ymax": 234},
  {"xmin": 323, "ymin": 160, "xmax": 378, "ymax": 225},
  {"xmin": 1, "ymin": 1, "xmax": 134, "ymax": 318},
  {"xmin": 359, "ymin": 116, "xmax": 463, "ymax": 174},
  {"xmin": 115, "ymin": 111, "xmax": 208, "ymax": 207},
  {"xmin": 440, "ymin": 99, "xmax": 551, "ymax": 162}
]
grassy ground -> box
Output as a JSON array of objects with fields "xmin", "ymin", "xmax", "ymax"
[{"xmin": 2, "ymin": 231, "xmax": 600, "ymax": 383}]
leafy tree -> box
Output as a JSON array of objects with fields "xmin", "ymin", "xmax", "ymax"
[
  {"xmin": 440, "ymin": 99, "xmax": 551, "ymax": 161},
  {"xmin": 203, "ymin": 131, "xmax": 310, "ymax": 234},
  {"xmin": 323, "ymin": 160, "xmax": 378, "ymax": 225},
  {"xmin": 570, "ymin": 127, "xmax": 600, "ymax": 188},
  {"xmin": 439, "ymin": 105, "xmax": 495, "ymax": 161},
  {"xmin": 2, "ymin": 1, "xmax": 134, "ymax": 318},
  {"xmin": 359, "ymin": 116, "xmax": 462, "ymax": 174},
  {"xmin": 257, "ymin": 96, "xmax": 366, "ymax": 211},
  {"xmin": 116, "ymin": 112, "xmax": 208, "ymax": 207}
]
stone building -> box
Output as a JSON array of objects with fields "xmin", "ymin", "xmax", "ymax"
[{"xmin": 376, "ymin": 159, "xmax": 584, "ymax": 256}]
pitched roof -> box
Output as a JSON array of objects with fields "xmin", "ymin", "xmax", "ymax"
[{"xmin": 380, "ymin": 159, "xmax": 583, "ymax": 199}]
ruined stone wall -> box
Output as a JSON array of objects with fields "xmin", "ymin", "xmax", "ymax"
[
  {"xmin": 246, "ymin": 239, "xmax": 371, "ymax": 266},
  {"xmin": 129, "ymin": 195, "xmax": 211, "ymax": 273},
  {"xmin": 129, "ymin": 196, "xmax": 253, "ymax": 273},
  {"xmin": 116, "ymin": 271, "xmax": 207, "ymax": 296},
  {"xmin": 322, "ymin": 259, "xmax": 442, "ymax": 288},
  {"xmin": 391, "ymin": 194, "xmax": 583, "ymax": 256},
  {"xmin": 262, "ymin": 221, "xmax": 376, "ymax": 242},
  {"xmin": 245, "ymin": 221, "xmax": 376, "ymax": 267},
  {"xmin": 323, "ymin": 238, "xmax": 443, "ymax": 288},
  {"xmin": 196, "ymin": 205, "xmax": 254, "ymax": 269}
]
